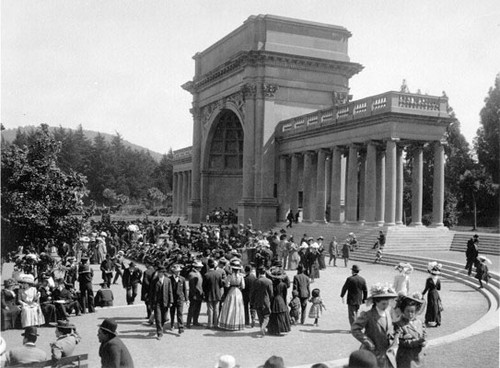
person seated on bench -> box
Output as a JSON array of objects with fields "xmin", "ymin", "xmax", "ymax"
[
  {"xmin": 50, "ymin": 320, "xmax": 81, "ymax": 360},
  {"xmin": 95, "ymin": 282, "xmax": 114, "ymax": 307},
  {"xmin": 52, "ymin": 279, "xmax": 81, "ymax": 319},
  {"xmin": 4, "ymin": 326, "xmax": 47, "ymax": 366}
]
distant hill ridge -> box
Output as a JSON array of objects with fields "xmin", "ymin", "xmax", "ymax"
[{"xmin": 1, "ymin": 125, "xmax": 164, "ymax": 162}]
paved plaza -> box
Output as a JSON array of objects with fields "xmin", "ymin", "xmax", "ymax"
[{"xmin": 1, "ymin": 257, "xmax": 498, "ymax": 367}]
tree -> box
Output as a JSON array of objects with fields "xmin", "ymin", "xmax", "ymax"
[
  {"xmin": 475, "ymin": 74, "xmax": 500, "ymax": 184},
  {"xmin": 148, "ymin": 187, "xmax": 167, "ymax": 210},
  {"xmin": 1, "ymin": 124, "xmax": 89, "ymax": 253},
  {"xmin": 459, "ymin": 168, "xmax": 497, "ymax": 230}
]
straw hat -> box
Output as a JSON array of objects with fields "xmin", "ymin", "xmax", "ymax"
[
  {"xmin": 215, "ymin": 355, "xmax": 237, "ymax": 368},
  {"xmin": 230, "ymin": 259, "xmax": 242, "ymax": 270},
  {"xmin": 427, "ymin": 261, "xmax": 442, "ymax": 275},
  {"xmin": 366, "ymin": 283, "xmax": 397, "ymax": 305},
  {"xmin": 20, "ymin": 274, "xmax": 35, "ymax": 285}
]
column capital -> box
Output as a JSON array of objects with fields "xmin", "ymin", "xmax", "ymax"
[{"xmin": 262, "ymin": 83, "xmax": 279, "ymax": 99}]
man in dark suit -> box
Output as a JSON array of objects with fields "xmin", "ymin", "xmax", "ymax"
[
  {"xmin": 293, "ymin": 264, "xmax": 310, "ymax": 324},
  {"xmin": 242, "ymin": 264, "xmax": 257, "ymax": 327},
  {"xmin": 141, "ymin": 258, "xmax": 156, "ymax": 320},
  {"xmin": 202, "ymin": 258, "xmax": 224, "ymax": 329},
  {"xmin": 169, "ymin": 264, "xmax": 188, "ymax": 334},
  {"xmin": 340, "ymin": 264, "xmax": 368, "ymax": 326},
  {"xmin": 78, "ymin": 257, "xmax": 94, "ymax": 314},
  {"xmin": 251, "ymin": 265, "xmax": 274, "ymax": 336},
  {"xmin": 98, "ymin": 318, "xmax": 134, "ymax": 368},
  {"xmin": 150, "ymin": 267, "xmax": 173, "ymax": 340},
  {"xmin": 186, "ymin": 261, "xmax": 204, "ymax": 328},
  {"xmin": 122, "ymin": 262, "xmax": 142, "ymax": 305}
]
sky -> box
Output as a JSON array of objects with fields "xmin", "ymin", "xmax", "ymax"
[{"xmin": 2, "ymin": 0, "xmax": 499, "ymax": 154}]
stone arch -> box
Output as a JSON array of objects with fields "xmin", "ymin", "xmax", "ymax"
[{"xmin": 201, "ymin": 108, "xmax": 244, "ymax": 214}]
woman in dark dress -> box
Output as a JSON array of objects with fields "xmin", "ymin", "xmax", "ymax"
[
  {"xmin": 1, "ymin": 279, "xmax": 21, "ymax": 330},
  {"xmin": 308, "ymin": 246, "xmax": 320, "ymax": 282},
  {"xmin": 422, "ymin": 262, "xmax": 442, "ymax": 327},
  {"xmin": 268, "ymin": 272, "xmax": 291, "ymax": 336}
]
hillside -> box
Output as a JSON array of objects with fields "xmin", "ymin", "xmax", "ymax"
[{"xmin": 1, "ymin": 125, "xmax": 164, "ymax": 162}]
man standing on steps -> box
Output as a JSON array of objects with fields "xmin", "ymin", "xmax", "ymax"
[
  {"xmin": 465, "ymin": 234, "xmax": 479, "ymax": 276},
  {"xmin": 340, "ymin": 264, "xmax": 367, "ymax": 326}
]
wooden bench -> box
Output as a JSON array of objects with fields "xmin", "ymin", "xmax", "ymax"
[{"xmin": 12, "ymin": 354, "xmax": 88, "ymax": 368}]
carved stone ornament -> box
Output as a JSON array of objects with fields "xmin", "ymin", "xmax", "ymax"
[
  {"xmin": 263, "ymin": 83, "xmax": 279, "ymax": 98},
  {"xmin": 241, "ymin": 83, "xmax": 257, "ymax": 99},
  {"xmin": 200, "ymin": 91, "xmax": 245, "ymax": 126}
]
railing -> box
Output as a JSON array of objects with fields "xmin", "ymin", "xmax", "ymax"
[
  {"xmin": 277, "ymin": 91, "xmax": 449, "ymax": 135},
  {"xmin": 173, "ymin": 146, "xmax": 193, "ymax": 160}
]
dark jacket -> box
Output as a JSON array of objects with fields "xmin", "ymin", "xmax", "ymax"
[
  {"xmin": 340, "ymin": 274, "xmax": 367, "ymax": 306},
  {"xmin": 293, "ymin": 273, "xmax": 310, "ymax": 299},
  {"xmin": 122, "ymin": 267, "xmax": 142, "ymax": 288},
  {"xmin": 242, "ymin": 273, "xmax": 257, "ymax": 302},
  {"xmin": 187, "ymin": 270, "xmax": 204, "ymax": 301},
  {"xmin": 99, "ymin": 336, "xmax": 134, "ymax": 368},
  {"xmin": 149, "ymin": 277, "xmax": 173, "ymax": 307},
  {"xmin": 141, "ymin": 267, "xmax": 156, "ymax": 301},
  {"xmin": 251, "ymin": 275, "xmax": 274, "ymax": 312},
  {"xmin": 169, "ymin": 275, "xmax": 187, "ymax": 302},
  {"xmin": 203, "ymin": 269, "xmax": 224, "ymax": 302}
]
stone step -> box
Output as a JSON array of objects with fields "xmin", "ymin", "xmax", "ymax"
[{"xmin": 450, "ymin": 233, "xmax": 500, "ymax": 255}]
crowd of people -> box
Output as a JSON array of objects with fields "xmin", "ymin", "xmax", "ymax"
[
  {"xmin": 0, "ymin": 218, "xmax": 493, "ymax": 367},
  {"xmin": 206, "ymin": 207, "xmax": 238, "ymax": 225}
]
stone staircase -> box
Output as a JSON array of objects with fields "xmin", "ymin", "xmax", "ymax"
[
  {"xmin": 384, "ymin": 226, "xmax": 455, "ymax": 253},
  {"xmin": 450, "ymin": 232, "xmax": 500, "ymax": 256}
]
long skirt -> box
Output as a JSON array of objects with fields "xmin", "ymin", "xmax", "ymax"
[
  {"xmin": 288, "ymin": 252, "xmax": 300, "ymax": 271},
  {"xmin": 268, "ymin": 311, "xmax": 291, "ymax": 335},
  {"xmin": 218, "ymin": 287, "xmax": 245, "ymax": 331},
  {"xmin": 21, "ymin": 304, "xmax": 45, "ymax": 327},
  {"xmin": 425, "ymin": 290, "xmax": 441, "ymax": 326}
]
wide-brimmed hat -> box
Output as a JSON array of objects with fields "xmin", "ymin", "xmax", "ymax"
[
  {"xmin": 22, "ymin": 326, "xmax": 39, "ymax": 337},
  {"xmin": 99, "ymin": 318, "xmax": 117, "ymax": 335},
  {"xmin": 427, "ymin": 261, "xmax": 442, "ymax": 275},
  {"xmin": 343, "ymin": 350, "xmax": 377, "ymax": 368},
  {"xmin": 192, "ymin": 260, "xmax": 203, "ymax": 268},
  {"xmin": 56, "ymin": 320, "xmax": 76, "ymax": 330},
  {"xmin": 403, "ymin": 292, "xmax": 425, "ymax": 305},
  {"xmin": 100, "ymin": 231, "xmax": 107, "ymax": 237},
  {"xmin": 20, "ymin": 274, "xmax": 35, "ymax": 285},
  {"xmin": 351, "ymin": 265, "xmax": 361, "ymax": 273},
  {"xmin": 317, "ymin": 236, "xmax": 324, "ymax": 240},
  {"xmin": 367, "ymin": 283, "xmax": 397, "ymax": 301},
  {"xmin": 349, "ymin": 232, "xmax": 355, "ymax": 236},
  {"xmin": 215, "ymin": 355, "xmax": 237, "ymax": 368},
  {"xmin": 230, "ymin": 260, "xmax": 242, "ymax": 270},
  {"xmin": 79, "ymin": 236, "xmax": 90, "ymax": 242},
  {"xmin": 477, "ymin": 255, "xmax": 492, "ymax": 265},
  {"xmin": 171, "ymin": 264, "xmax": 183, "ymax": 272},
  {"xmin": 299, "ymin": 242, "xmax": 309, "ymax": 249},
  {"xmin": 117, "ymin": 250, "xmax": 124, "ymax": 255}
]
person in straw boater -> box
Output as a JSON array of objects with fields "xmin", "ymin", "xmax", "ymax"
[
  {"xmin": 351, "ymin": 283, "xmax": 398, "ymax": 368},
  {"xmin": 393, "ymin": 292, "xmax": 427, "ymax": 368},
  {"xmin": 422, "ymin": 261, "xmax": 442, "ymax": 327}
]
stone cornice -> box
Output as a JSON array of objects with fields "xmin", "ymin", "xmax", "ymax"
[{"xmin": 183, "ymin": 50, "xmax": 363, "ymax": 94}]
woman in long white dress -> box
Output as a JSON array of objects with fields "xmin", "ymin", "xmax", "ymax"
[
  {"xmin": 393, "ymin": 262, "xmax": 413, "ymax": 295},
  {"xmin": 218, "ymin": 259, "xmax": 245, "ymax": 331},
  {"xmin": 287, "ymin": 237, "xmax": 300, "ymax": 271},
  {"xmin": 19, "ymin": 274, "xmax": 45, "ymax": 327}
]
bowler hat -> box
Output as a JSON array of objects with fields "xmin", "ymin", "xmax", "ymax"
[
  {"xmin": 344, "ymin": 350, "xmax": 377, "ymax": 368},
  {"xmin": 351, "ymin": 265, "xmax": 361, "ymax": 273},
  {"xmin": 56, "ymin": 320, "xmax": 76, "ymax": 330},
  {"xmin": 261, "ymin": 355, "xmax": 285, "ymax": 368},
  {"xmin": 99, "ymin": 318, "xmax": 118, "ymax": 336},
  {"xmin": 22, "ymin": 326, "xmax": 39, "ymax": 337}
]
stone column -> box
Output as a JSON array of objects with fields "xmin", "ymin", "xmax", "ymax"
[
  {"xmin": 346, "ymin": 145, "xmax": 359, "ymax": 223},
  {"xmin": 358, "ymin": 151, "xmax": 366, "ymax": 224},
  {"xmin": 395, "ymin": 146, "xmax": 404, "ymax": 225},
  {"xmin": 241, "ymin": 83, "xmax": 256, "ymax": 201},
  {"xmin": 302, "ymin": 151, "xmax": 314, "ymax": 222},
  {"xmin": 173, "ymin": 173, "xmax": 178, "ymax": 216},
  {"xmin": 182, "ymin": 172, "xmax": 189, "ymax": 216},
  {"xmin": 376, "ymin": 149, "xmax": 386, "ymax": 225},
  {"xmin": 411, "ymin": 145, "xmax": 423, "ymax": 226},
  {"xmin": 290, "ymin": 153, "xmax": 300, "ymax": 215},
  {"xmin": 178, "ymin": 172, "xmax": 184, "ymax": 216},
  {"xmin": 315, "ymin": 149, "xmax": 327, "ymax": 222},
  {"xmin": 187, "ymin": 171, "xmax": 192, "ymax": 203},
  {"xmin": 189, "ymin": 109, "xmax": 202, "ymax": 222},
  {"xmin": 278, "ymin": 155, "xmax": 289, "ymax": 221},
  {"xmin": 364, "ymin": 142, "xmax": 377, "ymax": 223},
  {"xmin": 385, "ymin": 140, "xmax": 397, "ymax": 226},
  {"xmin": 329, "ymin": 147, "xmax": 342, "ymax": 223},
  {"xmin": 432, "ymin": 142, "xmax": 445, "ymax": 227}
]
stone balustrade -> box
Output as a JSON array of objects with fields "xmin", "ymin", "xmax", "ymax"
[{"xmin": 277, "ymin": 91, "xmax": 449, "ymax": 135}]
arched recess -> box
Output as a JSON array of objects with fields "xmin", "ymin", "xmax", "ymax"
[{"xmin": 201, "ymin": 109, "xmax": 244, "ymax": 215}]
